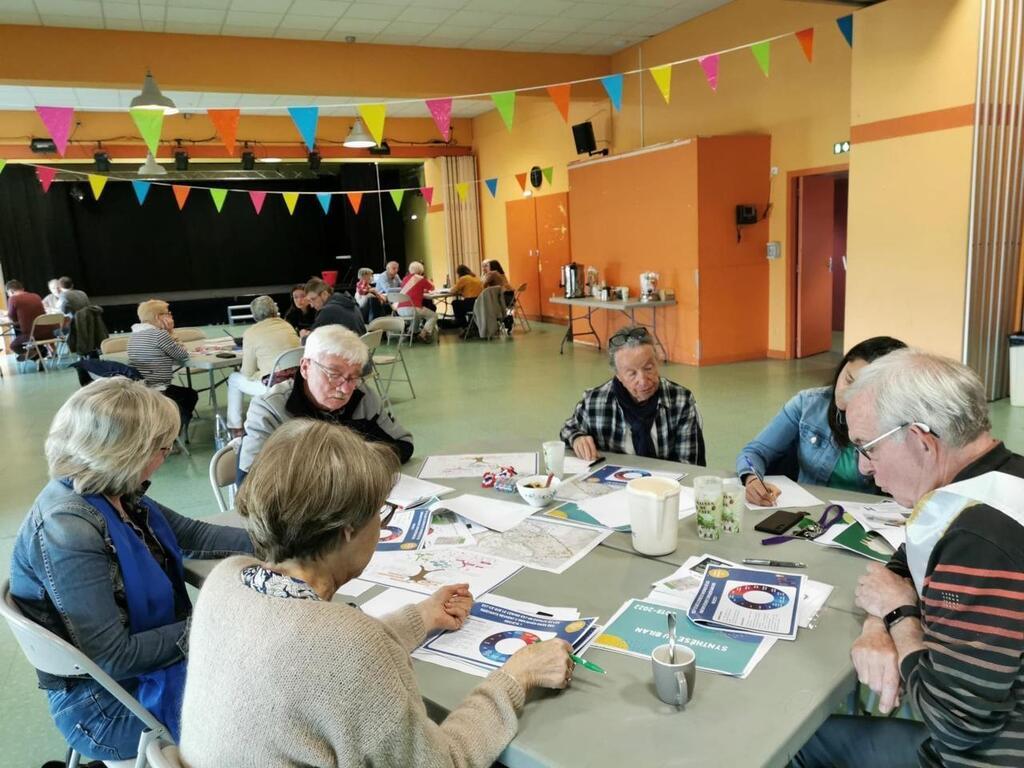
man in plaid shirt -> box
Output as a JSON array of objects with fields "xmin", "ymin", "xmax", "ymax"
[{"xmin": 559, "ymin": 326, "xmax": 706, "ymax": 465}]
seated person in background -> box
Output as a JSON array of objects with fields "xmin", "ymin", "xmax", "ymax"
[
  {"xmin": 736, "ymin": 335, "xmax": 906, "ymax": 505},
  {"xmin": 284, "ymin": 283, "xmax": 315, "ymax": 333},
  {"xmin": 374, "ymin": 260, "xmax": 402, "ymax": 295},
  {"xmin": 793, "ymin": 349, "xmax": 1024, "ymax": 768},
  {"xmin": 226, "ymin": 295, "xmax": 300, "ymax": 438},
  {"xmin": 397, "ymin": 261, "xmax": 438, "ymax": 343},
  {"xmin": 4, "ymin": 279, "xmax": 52, "ymax": 360},
  {"xmin": 9, "ymin": 378, "xmax": 252, "ymax": 760},
  {"xmin": 56, "ymin": 276, "xmax": 90, "ymax": 317},
  {"xmin": 561, "ymin": 325, "xmax": 706, "ymax": 465},
  {"xmin": 239, "ymin": 325, "xmax": 413, "ymax": 480},
  {"xmin": 354, "ymin": 267, "xmax": 388, "ymax": 322},
  {"xmin": 128, "ymin": 299, "xmax": 198, "ymax": 430},
  {"xmin": 305, "ymin": 277, "xmax": 366, "ymax": 337},
  {"xmin": 42, "ymin": 278, "xmax": 62, "ymax": 314},
  {"xmin": 450, "ymin": 264, "xmax": 483, "ymax": 327},
  {"xmin": 482, "ymin": 259, "xmax": 511, "ymax": 290}
]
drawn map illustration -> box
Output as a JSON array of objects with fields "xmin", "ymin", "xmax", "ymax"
[
  {"xmin": 360, "ymin": 549, "xmax": 522, "ymax": 596},
  {"xmin": 466, "ymin": 518, "xmax": 610, "ymax": 574},
  {"xmin": 418, "ymin": 452, "xmax": 538, "ymax": 479}
]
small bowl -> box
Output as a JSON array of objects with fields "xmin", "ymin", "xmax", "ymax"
[{"xmin": 516, "ymin": 475, "xmax": 561, "ymax": 507}]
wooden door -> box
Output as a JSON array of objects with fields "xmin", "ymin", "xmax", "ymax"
[
  {"xmin": 796, "ymin": 175, "xmax": 835, "ymax": 357},
  {"xmin": 505, "ymin": 198, "xmax": 540, "ymax": 317},
  {"xmin": 535, "ymin": 192, "xmax": 571, "ymax": 320}
]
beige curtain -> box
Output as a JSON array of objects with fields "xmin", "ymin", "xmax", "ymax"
[{"xmin": 441, "ymin": 155, "xmax": 483, "ymax": 284}]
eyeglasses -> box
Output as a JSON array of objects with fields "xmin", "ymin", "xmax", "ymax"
[
  {"xmin": 609, "ymin": 326, "xmax": 650, "ymax": 350},
  {"xmin": 380, "ymin": 503, "xmax": 397, "ymax": 527},
  {"xmin": 853, "ymin": 422, "xmax": 934, "ymax": 461},
  {"xmin": 309, "ymin": 358, "xmax": 363, "ymax": 389}
]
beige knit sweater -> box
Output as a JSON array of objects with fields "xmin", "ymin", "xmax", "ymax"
[{"xmin": 179, "ymin": 556, "xmax": 526, "ymax": 767}]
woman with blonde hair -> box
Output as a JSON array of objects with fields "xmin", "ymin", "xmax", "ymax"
[
  {"xmin": 397, "ymin": 260, "xmax": 438, "ymax": 342},
  {"xmin": 128, "ymin": 298, "xmax": 198, "ymax": 430}
]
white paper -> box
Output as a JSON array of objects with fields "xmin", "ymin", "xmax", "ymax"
[
  {"xmin": 441, "ymin": 494, "xmax": 537, "ymax": 533},
  {"xmin": 832, "ymin": 499, "xmax": 908, "ymax": 550},
  {"xmin": 361, "ymin": 587, "xmax": 422, "ymax": 619},
  {"xmin": 562, "ymin": 457, "xmax": 595, "ymax": 476},
  {"xmin": 745, "ymin": 475, "xmax": 824, "ymax": 510},
  {"xmin": 335, "ymin": 578, "xmax": 373, "ymax": 597},
  {"xmin": 389, "ymin": 475, "xmax": 455, "ymax": 508},
  {"xmin": 483, "ymin": 594, "xmax": 580, "ymax": 620},
  {"xmin": 578, "ymin": 486, "xmax": 695, "ymax": 529},
  {"xmin": 423, "ymin": 507, "xmax": 476, "ymax": 549},
  {"xmin": 465, "ymin": 517, "xmax": 611, "ymax": 574},
  {"xmin": 418, "ymin": 453, "xmax": 538, "ymax": 480},
  {"xmin": 360, "ymin": 548, "xmax": 521, "ymax": 597}
]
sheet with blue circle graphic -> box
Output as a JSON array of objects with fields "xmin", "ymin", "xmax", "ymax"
[{"xmin": 688, "ymin": 566, "xmax": 805, "ymax": 640}]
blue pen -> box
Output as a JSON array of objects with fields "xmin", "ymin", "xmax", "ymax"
[{"xmin": 743, "ymin": 457, "xmax": 772, "ymax": 497}]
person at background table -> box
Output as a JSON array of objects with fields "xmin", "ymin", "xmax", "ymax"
[
  {"xmin": 128, "ymin": 299, "xmax": 199, "ymax": 433},
  {"xmin": 180, "ymin": 418, "xmax": 574, "ymax": 767},
  {"xmin": 397, "ymin": 261, "xmax": 438, "ymax": 343},
  {"xmin": 4, "ymin": 279, "xmax": 53, "ymax": 360},
  {"xmin": 42, "ymin": 278, "xmax": 62, "ymax": 314},
  {"xmin": 304, "ymin": 276, "xmax": 366, "ymax": 338},
  {"xmin": 450, "ymin": 264, "xmax": 483, "ymax": 327},
  {"xmin": 737, "ymin": 336, "xmax": 906, "ymax": 505},
  {"xmin": 354, "ymin": 267, "xmax": 389, "ymax": 322},
  {"xmin": 56, "ymin": 275, "xmax": 90, "ymax": 317},
  {"xmin": 239, "ymin": 325, "xmax": 412, "ymax": 481},
  {"xmin": 481, "ymin": 259, "xmax": 511, "ymax": 291},
  {"xmin": 226, "ymin": 295, "xmax": 300, "ymax": 439},
  {"xmin": 560, "ymin": 325, "xmax": 706, "ymax": 465},
  {"xmin": 793, "ymin": 349, "xmax": 1024, "ymax": 768},
  {"xmin": 374, "ymin": 260, "xmax": 403, "ymax": 294},
  {"xmin": 284, "ymin": 283, "xmax": 315, "ymax": 334},
  {"xmin": 9, "ymin": 378, "xmax": 253, "ymax": 762}
]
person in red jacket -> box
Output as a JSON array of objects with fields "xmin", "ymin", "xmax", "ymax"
[{"xmin": 4, "ymin": 279, "xmax": 54, "ymax": 359}]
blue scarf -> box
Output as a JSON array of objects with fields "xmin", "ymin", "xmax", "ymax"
[{"xmin": 612, "ymin": 377, "xmax": 660, "ymax": 458}]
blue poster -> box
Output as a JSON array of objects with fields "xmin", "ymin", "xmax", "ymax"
[
  {"xmin": 377, "ymin": 506, "xmax": 432, "ymax": 552},
  {"xmin": 688, "ymin": 566, "xmax": 804, "ymax": 640}
]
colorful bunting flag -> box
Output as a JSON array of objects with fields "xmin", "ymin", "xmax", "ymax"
[
  {"xmin": 0, "ymin": 160, "xmax": 5, "ymax": 175},
  {"xmin": 172, "ymin": 185, "xmax": 190, "ymax": 210},
  {"xmin": 88, "ymin": 174, "xmax": 107, "ymax": 200},
  {"xmin": 491, "ymin": 91, "xmax": 516, "ymax": 132},
  {"xmin": 649, "ymin": 65, "xmax": 672, "ymax": 104},
  {"xmin": 347, "ymin": 192, "xmax": 363, "ymax": 214},
  {"xmin": 514, "ymin": 172, "xmax": 527, "ymax": 192},
  {"xmin": 316, "ymin": 192, "xmax": 332, "ymax": 214},
  {"xmin": 36, "ymin": 166, "xmax": 57, "ymax": 193},
  {"xmin": 130, "ymin": 108, "xmax": 165, "ymax": 155},
  {"xmin": 288, "ymin": 107, "xmax": 319, "ymax": 151},
  {"xmin": 455, "ymin": 182, "xmax": 469, "ymax": 203},
  {"xmin": 35, "ymin": 107, "xmax": 74, "ymax": 156},
  {"xmin": 484, "ymin": 178, "xmax": 498, "ymax": 198},
  {"xmin": 357, "ymin": 104, "xmax": 386, "ymax": 146},
  {"xmin": 698, "ymin": 54, "xmax": 720, "ymax": 92},
  {"xmin": 425, "ymin": 98, "xmax": 453, "ymax": 141},
  {"xmin": 389, "ymin": 188, "xmax": 405, "ymax": 210},
  {"xmin": 545, "ymin": 84, "xmax": 571, "ymax": 123},
  {"xmin": 283, "ymin": 192, "xmax": 299, "ymax": 215},
  {"xmin": 796, "ymin": 28, "xmax": 814, "ymax": 62},
  {"xmin": 542, "ymin": 166, "xmax": 554, "ymax": 186},
  {"xmin": 751, "ymin": 41, "xmax": 770, "ymax": 77},
  {"xmin": 601, "ymin": 74, "xmax": 624, "ymax": 112},
  {"xmin": 207, "ymin": 109, "xmax": 240, "ymax": 155},
  {"xmin": 131, "ymin": 180, "xmax": 151, "ymax": 205},
  {"xmin": 210, "ymin": 188, "xmax": 228, "ymax": 213},
  {"xmin": 837, "ymin": 15, "xmax": 853, "ymax": 47},
  {"xmin": 421, "ymin": 186, "xmax": 434, "ymax": 206},
  {"xmin": 249, "ymin": 190, "xmax": 266, "ymax": 215}
]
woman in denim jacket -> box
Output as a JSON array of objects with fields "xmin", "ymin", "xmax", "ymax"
[
  {"xmin": 10, "ymin": 378, "xmax": 252, "ymax": 764},
  {"xmin": 736, "ymin": 336, "xmax": 906, "ymax": 505}
]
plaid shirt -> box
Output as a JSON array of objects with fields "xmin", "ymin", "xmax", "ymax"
[{"xmin": 560, "ymin": 378, "xmax": 706, "ymax": 465}]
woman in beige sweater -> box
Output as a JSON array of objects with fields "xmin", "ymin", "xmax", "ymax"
[{"xmin": 179, "ymin": 419, "xmax": 573, "ymax": 767}]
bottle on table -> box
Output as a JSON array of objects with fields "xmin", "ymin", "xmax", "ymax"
[{"xmin": 693, "ymin": 475, "xmax": 723, "ymax": 540}]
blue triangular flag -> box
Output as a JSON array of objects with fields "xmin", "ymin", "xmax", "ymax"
[
  {"xmin": 131, "ymin": 180, "xmax": 151, "ymax": 205},
  {"xmin": 288, "ymin": 106, "xmax": 319, "ymax": 151},
  {"xmin": 600, "ymin": 74, "xmax": 624, "ymax": 112},
  {"xmin": 484, "ymin": 178, "xmax": 498, "ymax": 198},
  {"xmin": 316, "ymin": 192, "xmax": 332, "ymax": 214},
  {"xmin": 837, "ymin": 14, "xmax": 853, "ymax": 47}
]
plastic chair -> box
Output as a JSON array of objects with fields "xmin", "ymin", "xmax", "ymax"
[
  {"xmin": 209, "ymin": 438, "xmax": 241, "ymax": 514},
  {"xmin": 171, "ymin": 328, "xmax": 205, "ymax": 343},
  {"xmin": 1, "ymin": 579, "xmax": 171, "ymax": 768},
  {"xmin": 511, "ymin": 283, "xmax": 531, "ymax": 332},
  {"xmin": 265, "ymin": 346, "xmax": 303, "ymax": 387},
  {"xmin": 24, "ymin": 312, "xmax": 66, "ymax": 371},
  {"xmin": 379, "ymin": 299, "xmax": 415, "ymax": 347},
  {"xmin": 100, "ymin": 336, "xmax": 130, "ymax": 355},
  {"xmin": 145, "ymin": 737, "xmax": 184, "ymax": 768}
]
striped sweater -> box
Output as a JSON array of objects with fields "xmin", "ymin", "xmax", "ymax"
[{"xmin": 127, "ymin": 324, "xmax": 189, "ymax": 388}]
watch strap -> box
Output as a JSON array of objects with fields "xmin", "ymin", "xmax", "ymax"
[{"xmin": 883, "ymin": 604, "xmax": 922, "ymax": 631}]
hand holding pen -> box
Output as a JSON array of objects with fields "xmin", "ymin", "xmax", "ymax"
[{"xmin": 743, "ymin": 457, "xmax": 781, "ymax": 506}]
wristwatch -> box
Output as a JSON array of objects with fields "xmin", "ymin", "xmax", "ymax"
[{"xmin": 883, "ymin": 604, "xmax": 922, "ymax": 631}]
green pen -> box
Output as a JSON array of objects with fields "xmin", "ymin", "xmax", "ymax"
[{"xmin": 570, "ymin": 653, "xmax": 606, "ymax": 675}]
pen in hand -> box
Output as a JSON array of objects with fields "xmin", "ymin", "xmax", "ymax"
[{"xmin": 570, "ymin": 653, "xmax": 606, "ymax": 674}]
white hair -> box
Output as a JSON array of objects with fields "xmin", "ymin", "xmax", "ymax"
[
  {"xmin": 249, "ymin": 295, "xmax": 279, "ymax": 322},
  {"xmin": 847, "ymin": 348, "xmax": 991, "ymax": 448},
  {"xmin": 407, "ymin": 261, "xmax": 425, "ymax": 275},
  {"xmin": 303, "ymin": 325, "xmax": 368, "ymax": 367},
  {"xmin": 386, "ymin": 261, "xmax": 399, "ymax": 270},
  {"xmin": 357, "ymin": 267, "xmax": 374, "ymax": 280}
]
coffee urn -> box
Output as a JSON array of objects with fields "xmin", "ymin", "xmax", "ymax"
[{"xmin": 561, "ymin": 262, "xmax": 585, "ymax": 298}]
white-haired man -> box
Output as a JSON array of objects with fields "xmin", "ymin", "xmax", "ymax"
[
  {"xmin": 374, "ymin": 260, "xmax": 402, "ymax": 294},
  {"xmin": 238, "ymin": 325, "xmax": 413, "ymax": 481},
  {"xmin": 793, "ymin": 349, "xmax": 1024, "ymax": 768}
]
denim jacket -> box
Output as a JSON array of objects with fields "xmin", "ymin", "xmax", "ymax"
[
  {"xmin": 735, "ymin": 386, "xmax": 875, "ymax": 492},
  {"xmin": 9, "ymin": 479, "xmax": 253, "ymax": 689}
]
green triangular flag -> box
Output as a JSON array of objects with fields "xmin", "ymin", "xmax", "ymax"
[
  {"xmin": 389, "ymin": 188, "xmax": 405, "ymax": 211},
  {"xmin": 0, "ymin": 160, "xmax": 6, "ymax": 175},
  {"xmin": 130, "ymin": 108, "xmax": 165, "ymax": 155},
  {"xmin": 491, "ymin": 91, "xmax": 516, "ymax": 132},
  {"xmin": 210, "ymin": 188, "xmax": 228, "ymax": 213},
  {"xmin": 542, "ymin": 166, "xmax": 553, "ymax": 186},
  {"xmin": 751, "ymin": 41, "xmax": 770, "ymax": 77}
]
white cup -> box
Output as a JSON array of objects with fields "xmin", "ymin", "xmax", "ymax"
[
  {"xmin": 542, "ymin": 441, "xmax": 566, "ymax": 476},
  {"xmin": 626, "ymin": 476, "xmax": 680, "ymax": 556}
]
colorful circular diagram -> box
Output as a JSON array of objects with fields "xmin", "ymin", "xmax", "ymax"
[
  {"xmin": 379, "ymin": 526, "xmax": 403, "ymax": 542},
  {"xmin": 728, "ymin": 584, "xmax": 790, "ymax": 611},
  {"xmin": 611, "ymin": 469, "xmax": 652, "ymax": 483},
  {"xmin": 479, "ymin": 631, "xmax": 542, "ymax": 663}
]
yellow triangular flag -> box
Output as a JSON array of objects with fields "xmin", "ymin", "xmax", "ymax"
[
  {"xmin": 283, "ymin": 192, "xmax": 299, "ymax": 215},
  {"xmin": 357, "ymin": 104, "xmax": 386, "ymax": 146},
  {"xmin": 650, "ymin": 65, "xmax": 672, "ymax": 104},
  {"xmin": 88, "ymin": 174, "xmax": 108, "ymax": 200},
  {"xmin": 455, "ymin": 182, "xmax": 469, "ymax": 203}
]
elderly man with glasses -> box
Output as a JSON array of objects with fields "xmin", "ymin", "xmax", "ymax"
[
  {"xmin": 793, "ymin": 348, "xmax": 1024, "ymax": 768},
  {"xmin": 237, "ymin": 325, "xmax": 413, "ymax": 482},
  {"xmin": 559, "ymin": 325, "xmax": 706, "ymax": 465}
]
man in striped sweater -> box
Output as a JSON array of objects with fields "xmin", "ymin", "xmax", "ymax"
[{"xmin": 794, "ymin": 349, "xmax": 1024, "ymax": 768}]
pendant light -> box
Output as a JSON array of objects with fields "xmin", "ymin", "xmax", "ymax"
[
  {"xmin": 137, "ymin": 152, "xmax": 167, "ymax": 176},
  {"xmin": 343, "ymin": 118, "xmax": 376, "ymax": 148},
  {"xmin": 129, "ymin": 70, "xmax": 178, "ymax": 115}
]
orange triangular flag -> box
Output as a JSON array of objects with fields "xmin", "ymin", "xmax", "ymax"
[
  {"xmin": 515, "ymin": 172, "xmax": 528, "ymax": 191},
  {"xmin": 796, "ymin": 28, "xmax": 814, "ymax": 63},
  {"xmin": 347, "ymin": 192, "xmax": 363, "ymax": 214},
  {"xmin": 172, "ymin": 185, "xmax": 190, "ymax": 210},
  {"xmin": 546, "ymin": 84, "xmax": 571, "ymax": 123},
  {"xmin": 207, "ymin": 109, "xmax": 240, "ymax": 155}
]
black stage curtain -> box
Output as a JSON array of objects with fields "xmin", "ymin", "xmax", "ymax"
[{"xmin": 0, "ymin": 163, "xmax": 407, "ymax": 300}]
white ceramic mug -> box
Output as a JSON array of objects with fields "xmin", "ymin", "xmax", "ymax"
[
  {"xmin": 626, "ymin": 476, "xmax": 680, "ymax": 556},
  {"xmin": 542, "ymin": 440, "xmax": 566, "ymax": 476},
  {"xmin": 652, "ymin": 643, "xmax": 696, "ymax": 708}
]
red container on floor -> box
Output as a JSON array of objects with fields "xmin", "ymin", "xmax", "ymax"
[{"xmin": 321, "ymin": 270, "xmax": 338, "ymax": 286}]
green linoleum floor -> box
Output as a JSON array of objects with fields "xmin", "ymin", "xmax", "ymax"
[{"xmin": 3, "ymin": 322, "xmax": 1024, "ymax": 766}]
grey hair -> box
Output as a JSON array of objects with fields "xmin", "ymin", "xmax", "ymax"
[
  {"xmin": 608, "ymin": 325, "xmax": 656, "ymax": 368},
  {"xmin": 846, "ymin": 348, "xmax": 991, "ymax": 448},
  {"xmin": 46, "ymin": 377, "xmax": 180, "ymax": 496},
  {"xmin": 303, "ymin": 324, "xmax": 369, "ymax": 367},
  {"xmin": 237, "ymin": 419, "xmax": 399, "ymax": 562},
  {"xmin": 250, "ymin": 295, "xmax": 279, "ymax": 322},
  {"xmin": 357, "ymin": 267, "xmax": 374, "ymax": 280},
  {"xmin": 407, "ymin": 261, "xmax": 425, "ymax": 275}
]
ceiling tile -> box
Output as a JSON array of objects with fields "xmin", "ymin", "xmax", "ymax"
[
  {"xmin": 0, "ymin": 0, "xmax": 36, "ymax": 11},
  {"xmin": 289, "ymin": 0, "xmax": 347, "ymax": 15},
  {"xmin": 224, "ymin": 9, "xmax": 282, "ymax": 26},
  {"xmin": 220, "ymin": 23, "xmax": 277, "ymax": 35},
  {"xmin": 326, "ymin": 17, "xmax": 387, "ymax": 35},
  {"xmin": 603, "ymin": 5, "xmax": 660, "ymax": 22},
  {"xmin": 343, "ymin": 2, "xmax": 401, "ymax": 21},
  {"xmin": 42, "ymin": 14, "xmax": 106, "ymax": 27},
  {"xmin": 581, "ymin": 19, "xmax": 631, "ymax": 35},
  {"xmin": 166, "ymin": 6, "xmax": 224, "ymax": 22},
  {"xmin": 396, "ymin": 5, "xmax": 450, "ymax": 23},
  {"xmin": 441, "ymin": 8, "xmax": 498, "ymax": 26},
  {"xmin": 381, "ymin": 20, "xmax": 437, "ymax": 36},
  {"xmin": 165, "ymin": 20, "xmax": 226, "ymax": 33},
  {"xmin": 73, "ymin": 87, "xmax": 121, "ymax": 107},
  {"xmin": 559, "ymin": 3, "xmax": 618, "ymax": 20},
  {"xmin": 278, "ymin": 12, "xmax": 336, "ymax": 28},
  {"xmin": 515, "ymin": 29, "xmax": 568, "ymax": 45},
  {"xmin": 105, "ymin": 16, "xmax": 146, "ymax": 28},
  {"xmin": 101, "ymin": 2, "xmax": 142, "ymax": 19},
  {"xmin": 227, "ymin": 0, "xmax": 286, "ymax": 11},
  {"xmin": 552, "ymin": 30, "xmax": 606, "ymax": 46},
  {"xmin": 495, "ymin": 14, "xmax": 553, "ymax": 31},
  {"xmin": 414, "ymin": 0, "xmax": 464, "ymax": 8},
  {"xmin": 35, "ymin": 0, "xmax": 101, "ymax": 14},
  {"xmin": 421, "ymin": 24, "xmax": 479, "ymax": 41},
  {"xmin": 0, "ymin": 10, "xmax": 41, "ymax": 22},
  {"xmin": 372, "ymin": 32, "xmax": 428, "ymax": 44},
  {"xmin": 141, "ymin": 18, "xmax": 165, "ymax": 30},
  {"xmin": 468, "ymin": 28, "xmax": 520, "ymax": 42},
  {"xmin": 166, "ymin": 0, "xmax": 231, "ymax": 9},
  {"xmin": 140, "ymin": 5, "xmax": 165, "ymax": 19}
]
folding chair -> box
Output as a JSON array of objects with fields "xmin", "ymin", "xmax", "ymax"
[
  {"xmin": 100, "ymin": 336, "xmax": 130, "ymax": 355},
  {"xmin": 376, "ymin": 302, "xmax": 414, "ymax": 347},
  {"xmin": 24, "ymin": 313, "xmax": 65, "ymax": 371},
  {"xmin": 464, "ymin": 286, "xmax": 506, "ymax": 341},
  {"xmin": 362, "ymin": 329, "xmax": 415, "ymax": 412},
  {"xmin": 266, "ymin": 346, "xmax": 303, "ymax": 386},
  {"xmin": 171, "ymin": 328, "xmax": 205, "ymax": 343},
  {"xmin": 209, "ymin": 438, "xmax": 241, "ymax": 514},
  {"xmin": 385, "ymin": 293, "xmax": 419, "ymax": 344},
  {"xmin": 145, "ymin": 737, "xmax": 184, "ymax": 768},
  {"xmin": 511, "ymin": 283, "xmax": 531, "ymax": 332},
  {"xmin": 1, "ymin": 579, "xmax": 171, "ymax": 768}
]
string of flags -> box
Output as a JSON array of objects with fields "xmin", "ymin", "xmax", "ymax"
[{"xmin": 18, "ymin": 15, "xmax": 856, "ymax": 159}]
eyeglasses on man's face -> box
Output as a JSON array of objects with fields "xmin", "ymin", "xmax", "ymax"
[
  {"xmin": 309, "ymin": 358, "xmax": 363, "ymax": 390},
  {"xmin": 853, "ymin": 422, "xmax": 934, "ymax": 461}
]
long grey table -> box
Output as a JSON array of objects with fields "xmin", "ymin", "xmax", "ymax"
[{"xmin": 549, "ymin": 296, "xmax": 676, "ymax": 360}]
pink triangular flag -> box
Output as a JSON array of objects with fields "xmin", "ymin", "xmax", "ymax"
[
  {"xmin": 421, "ymin": 186, "xmax": 434, "ymax": 206},
  {"xmin": 698, "ymin": 54, "xmax": 720, "ymax": 91},
  {"xmin": 35, "ymin": 107, "xmax": 74, "ymax": 156},
  {"xmin": 425, "ymin": 98, "xmax": 453, "ymax": 142},
  {"xmin": 36, "ymin": 165, "xmax": 58, "ymax": 192},
  {"xmin": 249, "ymin": 190, "xmax": 266, "ymax": 215}
]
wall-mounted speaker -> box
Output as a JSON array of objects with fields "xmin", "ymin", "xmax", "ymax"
[{"xmin": 572, "ymin": 121, "xmax": 597, "ymax": 155}]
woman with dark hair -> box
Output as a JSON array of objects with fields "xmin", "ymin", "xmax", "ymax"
[
  {"xmin": 450, "ymin": 264, "xmax": 483, "ymax": 327},
  {"xmin": 284, "ymin": 283, "xmax": 315, "ymax": 333},
  {"xmin": 481, "ymin": 260, "xmax": 510, "ymax": 290},
  {"xmin": 736, "ymin": 336, "xmax": 906, "ymax": 504}
]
